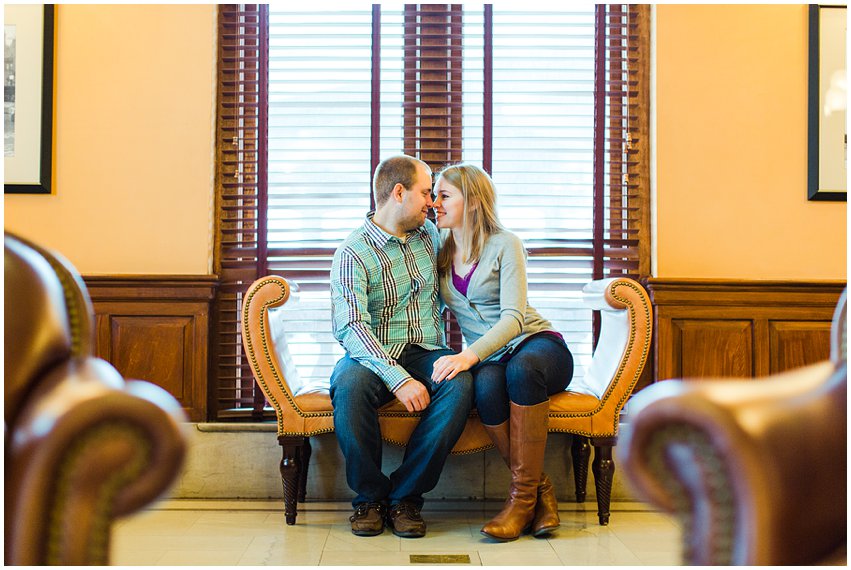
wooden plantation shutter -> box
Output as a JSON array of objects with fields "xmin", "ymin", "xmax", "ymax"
[
  {"xmin": 486, "ymin": 6, "xmax": 600, "ymax": 374},
  {"xmin": 597, "ymin": 4, "xmax": 650, "ymax": 281},
  {"xmin": 400, "ymin": 4, "xmax": 466, "ymax": 350},
  {"xmin": 213, "ymin": 5, "xmax": 268, "ymax": 418},
  {"xmin": 591, "ymin": 4, "xmax": 650, "ymax": 344},
  {"xmin": 403, "ymin": 4, "xmax": 464, "ymax": 168},
  {"xmin": 261, "ymin": 7, "xmax": 376, "ymax": 406},
  {"xmin": 262, "ymin": 5, "xmax": 469, "ymax": 393}
]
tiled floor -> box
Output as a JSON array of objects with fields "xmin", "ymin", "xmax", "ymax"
[{"xmin": 112, "ymin": 500, "xmax": 683, "ymax": 566}]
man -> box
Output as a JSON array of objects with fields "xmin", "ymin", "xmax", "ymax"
[{"xmin": 330, "ymin": 155, "xmax": 474, "ymax": 538}]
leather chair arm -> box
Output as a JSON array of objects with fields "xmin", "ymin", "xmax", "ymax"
[
  {"xmin": 620, "ymin": 361, "xmax": 846, "ymax": 565},
  {"xmin": 6, "ymin": 357, "xmax": 187, "ymax": 565}
]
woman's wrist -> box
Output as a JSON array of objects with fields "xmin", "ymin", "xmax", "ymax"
[{"xmin": 460, "ymin": 348, "xmax": 480, "ymax": 366}]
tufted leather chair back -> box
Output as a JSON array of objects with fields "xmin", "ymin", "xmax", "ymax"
[{"xmin": 4, "ymin": 236, "xmax": 74, "ymax": 426}]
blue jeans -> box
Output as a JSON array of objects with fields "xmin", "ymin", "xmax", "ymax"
[
  {"xmin": 329, "ymin": 345, "xmax": 474, "ymax": 509},
  {"xmin": 473, "ymin": 333, "xmax": 574, "ymax": 425}
]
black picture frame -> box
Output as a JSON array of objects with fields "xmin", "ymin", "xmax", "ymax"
[
  {"xmin": 807, "ymin": 4, "xmax": 847, "ymax": 202},
  {"xmin": 4, "ymin": 5, "xmax": 54, "ymax": 195}
]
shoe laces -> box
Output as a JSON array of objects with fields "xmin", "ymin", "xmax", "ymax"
[
  {"xmin": 350, "ymin": 502, "xmax": 384, "ymax": 522},
  {"xmin": 390, "ymin": 502, "xmax": 422, "ymax": 521}
]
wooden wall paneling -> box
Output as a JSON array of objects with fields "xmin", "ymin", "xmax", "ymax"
[
  {"xmin": 85, "ymin": 276, "xmax": 218, "ymax": 422},
  {"xmin": 644, "ymin": 279, "xmax": 845, "ymax": 383},
  {"xmin": 768, "ymin": 320, "xmax": 833, "ymax": 374},
  {"xmin": 752, "ymin": 318, "xmax": 770, "ymax": 377},
  {"xmin": 672, "ymin": 319, "xmax": 754, "ymax": 378},
  {"xmin": 111, "ymin": 315, "xmax": 192, "ymax": 400}
]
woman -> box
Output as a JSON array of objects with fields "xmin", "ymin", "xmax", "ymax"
[{"xmin": 430, "ymin": 163, "xmax": 574, "ymax": 541}]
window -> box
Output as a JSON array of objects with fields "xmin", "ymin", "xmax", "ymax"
[{"xmin": 213, "ymin": 4, "xmax": 650, "ymax": 420}]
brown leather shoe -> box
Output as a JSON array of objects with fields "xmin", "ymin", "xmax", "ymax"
[
  {"xmin": 386, "ymin": 502, "xmax": 426, "ymax": 538},
  {"xmin": 349, "ymin": 502, "xmax": 386, "ymax": 536}
]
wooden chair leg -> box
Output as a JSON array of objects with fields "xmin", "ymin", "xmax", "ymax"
[
  {"xmin": 278, "ymin": 436, "xmax": 304, "ymax": 525},
  {"xmin": 571, "ymin": 435, "xmax": 591, "ymax": 503},
  {"xmin": 297, "ymin": 437, "xmax": 312, "ymax": 503},
  {"xmin": 591, "ymin": 437, "xmax": 617, "ymax": 526}
]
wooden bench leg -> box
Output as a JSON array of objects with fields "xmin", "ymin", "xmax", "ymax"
[
  {"xmin": 278, "ymin": 436, "xmax": 304, "ymax": 525},
  {"xmin": 591, "ymin": 437, "xmax": 617, "ymax": 526},
  {"xmin": 298, "ymin": 437, "xmax": 311, "ymax": 503},
  {"xmin": 571, "ymin": 435, "xmax": 591, "ymax": 503}
]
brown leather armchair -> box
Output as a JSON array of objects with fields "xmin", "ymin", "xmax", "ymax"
[
  {"xmin": 4, "ymin": 233, "xmax": 189, "ymax": 565},
  {"xmin": 620, "ymin": 289, "xmax": 847, "ymax": 565},
  {"xmin": 242, "ymin": 275, "xmax": 652, "ymax": 526}
]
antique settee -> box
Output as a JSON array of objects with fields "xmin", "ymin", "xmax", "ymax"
[{"xmin": 242, "ymin": 275, "xmax": 652, "ymax": 526}]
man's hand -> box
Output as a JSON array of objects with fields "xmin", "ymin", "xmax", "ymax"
[
  {"xmin": 431, "ymin": 349, "xmax": 480, "ymax": 383},
  {"xmin": 394, "ymin": 380, "xmax": 431, "ymax": 412}
]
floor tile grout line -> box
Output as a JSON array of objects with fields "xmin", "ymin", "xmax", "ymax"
[{"xmin": 114, "ymin": 502, "xmax": 682, "ymax": 567}]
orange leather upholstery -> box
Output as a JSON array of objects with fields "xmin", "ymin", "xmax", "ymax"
[
  {"xmin": 242, "ymin": 275, "xmax": 653, "ymax": 525},
  {"xmin": 620, "ymin": 290, "xmax": 847, "ymax": 565},
  {"xmin": 4, "ymin": 233, "xmax": 188, "ymax": 565},
  {"xmin": 548, "ymin": 278, "xmax": 653, "ymax": 438}
]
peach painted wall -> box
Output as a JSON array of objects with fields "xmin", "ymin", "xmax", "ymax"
[
  {"xmin": 654, "ymin": 4, "xmax": 846, "ymax": 280},
  {"xmin": 4, "ymin": 5, "xmax": 216, "ymax": 275},
  {"xmin": 5, "ymin": 6, "xmax": 845, "ymax": 280}
]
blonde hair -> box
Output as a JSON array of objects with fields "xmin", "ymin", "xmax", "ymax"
[{"xmin": 436, "ymin": 163, "xmax": 503, "ymax": 275}]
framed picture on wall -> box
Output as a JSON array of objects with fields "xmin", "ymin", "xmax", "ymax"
[
  {"xmin": 807, "ymin": 4, "xmax": 847, "ymax": 202},
  {"xmin": 4, "ymin": 4, "xmax": 54, "ymax": 195}
]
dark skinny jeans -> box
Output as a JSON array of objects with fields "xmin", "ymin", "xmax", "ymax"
[{"xmin": 473, "ymin": 333, "xmax": 574, "ymax": 426}]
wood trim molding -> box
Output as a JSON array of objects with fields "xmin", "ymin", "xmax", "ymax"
[
  {"xmin": 644, "ymin": 278, "xmax": 845, "ymax": 306},
  {"xmin": 84, "ymin": 275, "xmax": 219, "ymax": 301},
  {"xmin": 83, "ymin": 275, "xmax": 219, "ymax": 421},
  {"xmin": 643, "ymin": 278, "xmax": 846, "ymax": 383}
]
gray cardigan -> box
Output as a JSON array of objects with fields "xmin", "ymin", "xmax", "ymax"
[{"xmin": 439, "ymin": 230, "xmax": 554, "ymax": 362}]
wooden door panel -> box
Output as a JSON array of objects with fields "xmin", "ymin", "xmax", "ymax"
[
  {"xmin": 769, "ymin": 321, "xmax": 832, "ymax": 374},
  {"xmin": 110, "ymin": 315, "xmax": 192, "ymax": 400},
  {"xmin": 674, "ymin": 319, "xmax": 754, "ymax": 379}
]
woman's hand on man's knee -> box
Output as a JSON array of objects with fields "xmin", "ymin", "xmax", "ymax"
[{"xmin": 431, "ymin": 349, "xmax": 480, "ymax": 383}]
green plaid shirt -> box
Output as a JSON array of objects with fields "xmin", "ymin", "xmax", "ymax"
[{"xmin": 331, "ymin": 213, "xmax": 445, "ymax": 392}]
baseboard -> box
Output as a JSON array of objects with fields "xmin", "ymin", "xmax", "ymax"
[{"xmin": 168, "ymin": 423, "xmax": 640, "ymax": 502}]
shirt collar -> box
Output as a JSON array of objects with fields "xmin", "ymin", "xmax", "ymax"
[{"xmin": 363, "ymin": 211, "xmax": 425, "ymax": 248}]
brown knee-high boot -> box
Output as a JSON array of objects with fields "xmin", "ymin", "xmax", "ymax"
[
  {"xmin": 533, "ymin": 474, "xmax": 560, "ymax": 536},
  {"xmin": 483, "ymin": 420, "xmax": 560, "ymax": 537},
  {"xmin": 481, "ymin": 401, "xmax": 550, "ymax": 541},
  {"xmin": 482, "ymin": 420, "xmax": 510, "ymax": 467}
]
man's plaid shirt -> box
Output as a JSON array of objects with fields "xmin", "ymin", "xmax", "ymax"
[{"xmin": 331, "ymin": 213, "xmax": 445, "ymax": 392}]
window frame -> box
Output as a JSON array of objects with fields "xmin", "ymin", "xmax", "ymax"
[{"xmin": 211, "ymin": 4, "xmax": 651, "ymax": 420}]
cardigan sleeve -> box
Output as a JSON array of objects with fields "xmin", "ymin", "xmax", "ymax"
[{"xmin": 467, "ymin": 234, "xmax": 527, "ymax": 361}]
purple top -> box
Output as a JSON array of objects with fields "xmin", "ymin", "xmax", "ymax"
[{"xmin": 451, "ymin": 263, "xmax": 478, "ymax": 297}]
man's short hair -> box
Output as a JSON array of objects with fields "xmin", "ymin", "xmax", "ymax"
[{"xmin": 373, "ymin": 155, "xmax": 430, "ymax": 206}]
